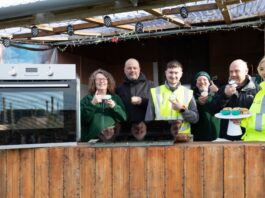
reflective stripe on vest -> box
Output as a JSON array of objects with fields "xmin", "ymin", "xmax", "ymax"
[
  {"xmin": 179, "ymin": 122, "xmax": 190, "ymax": 134},
  {"xmin": 248, "ymin": 91, "xmax": 265, "ymax": 132},
  {"xmin": 251, "ymin": 93, "xmax": 265, "ymax": 132},
  {"xmin": 261, "ymin": 96, "xmax": 265, "ymax": 113},
  {"xmin": 255, "ymin": 113, "xmax": 263, "ymax": 131}
]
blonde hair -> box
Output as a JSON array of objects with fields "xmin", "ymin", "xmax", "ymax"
[{"xmin": 257, "ymin": 56, "xmax": 265, "ymax": 76}]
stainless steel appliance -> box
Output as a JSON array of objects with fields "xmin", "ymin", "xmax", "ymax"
[{"xmin": 0, "ymin": 64, "xmax": 80, "ymax": 145}]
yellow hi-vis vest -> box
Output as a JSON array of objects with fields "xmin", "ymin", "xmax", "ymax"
[
  {"xmin": 241, "ymin": 81, "xmax": 265, "ymax": 141},
  {"xmin": 150, "ymin": 85, "xmax": 193, "ymax": 134}
]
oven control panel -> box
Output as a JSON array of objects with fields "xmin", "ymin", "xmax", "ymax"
[{"xmin": 0, "ymin": 64, "xmax": 76, "ymax": 80}]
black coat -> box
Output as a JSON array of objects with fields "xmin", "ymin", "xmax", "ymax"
[
  {"xmin": 116, "ymin": 73, "xmax": 154, "ymax": 123},
  {"xmin": 209, "ymin": 76, "xmax": 260, "ymax": 140}
]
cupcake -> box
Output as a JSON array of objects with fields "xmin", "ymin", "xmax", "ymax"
[
  {"xmin": 221, "ymin": 107, "xmax": 232, "ymax": 115},
  {"xmin": 201, "ymin": 91, "xmax": 208, "ymax": 97},
  {"xmin": 240, "ymin": 108, "xmax": 249, "ymax": 114},
  {"xmin": 231, "ymin": 107, "xmax": 241, "ymax": 115}
]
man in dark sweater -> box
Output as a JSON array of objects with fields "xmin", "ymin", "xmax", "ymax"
[
  {"xmin": 116, "ymin": 58, "xmax": 153, "ymax": 140},
  {"xmin": 209, "ymin": 59, "xmax": 260, "ymax": 141}
]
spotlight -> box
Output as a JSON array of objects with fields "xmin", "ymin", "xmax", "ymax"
[
  {"xmin": 2, "ymin": 38, "xmax": 11, "ymax": 47},
  {"xmin": 103, "ymin": 16, "xmax": 112, "ymax": 27},
  {"xmin": 67, "ymin": 24, "xmax": 74, "ymax": 36},
  {"xmin": 31, "ymin": 25, "xmax": 39, "ymax": 37},
  {"xmin": 180, "ymin": 7, "xmax": 188, "ymax": 19},
  {"xmin": 135, "ymin": 22, "xmax": 144, "ymax": 34}
]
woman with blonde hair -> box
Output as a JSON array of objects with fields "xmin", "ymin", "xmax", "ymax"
[
  {"xmin": 238, "ymin": 56, "xmax": 265, "ymax": 141},
  {"xmin": 81, "ymin": 69, "xmax": 127, "ymax": 142}
]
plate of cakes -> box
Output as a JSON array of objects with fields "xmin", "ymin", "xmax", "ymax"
[{"xmin": 215, "ymin": 107, "xmax": 252, "ymax": 119}]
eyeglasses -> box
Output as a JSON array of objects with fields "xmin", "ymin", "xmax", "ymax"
[{"xmin": 95, "ymin": 78, "xmax": 107, "ymax": 82}]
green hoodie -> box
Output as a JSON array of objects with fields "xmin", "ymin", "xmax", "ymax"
[
  {"xmin": 81, "ymin": 94, "xmax": 127, "ymax": 141},
  {"xmin": 191, "ymin": 72, "xmax": 220, "ymax": 141}
]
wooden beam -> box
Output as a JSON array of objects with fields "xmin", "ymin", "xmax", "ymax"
[
  {"xmin": 13, "ymin": 31, "xmax": 56, "ymax": 39},
  {"xmin": 144, "ymin": 23, "xmax": 177, "ymax": 32},
  {"xmin": 145, "ymin": 8, "xmax": 186, "ymax": 26},
  {"xmin": 216, "ymin": 0, "xmax": 231, "ymax": 24},
  {"xmin": 72, "ymin": 31, "xmax": 101, "ymax": 36},
  {"xmin": 36, "ymin": 24, "xmax": 54, "ymax": 32},
  {"xmin": 84, "ymin": 17, "xmax": 134, "ymax": 30},
  {"xmin": 83, "ymin": 18, "xmax": 103, "ymax": 25},
  {"xmin": 225, "ymin": 0, "xmax": 254, "ymax": 5},
  {"xmin": 116, "ymin": 24, "xmax": 134, "ymax": 30},
  {"xmin": 162, "ymin": 3, "xmax": 218, "ymax": 15}
]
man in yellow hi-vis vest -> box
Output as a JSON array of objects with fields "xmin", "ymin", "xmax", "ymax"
[{"xmin": 145, "ymin": 60, "xmax": 199, "ymax": 139}]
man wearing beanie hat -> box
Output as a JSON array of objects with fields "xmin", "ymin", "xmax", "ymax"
[
  {"xmin": 194, "ymin": 71, "xmax": 211, "ymax": 82},
  {"xmin": 191, "ymin": 71, "xmax": 220, "ymax": 141}
]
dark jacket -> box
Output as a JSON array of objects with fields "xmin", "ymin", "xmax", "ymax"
[
  {"xmin": 191, "ymin": 88, "xmax": 220, "ymax": 141},
  {"xmin": 116, "ymin": 73, "xmax": 154, "ymax": 123},
  {"xmin": 209, "ymin": 75, "xmax": 260, "ymax": 140}
]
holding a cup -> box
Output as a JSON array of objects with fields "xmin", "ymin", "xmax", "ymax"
[
  {"xmin": 191, "ymin": 71, "xmax": 220, "ymax": 141},
  {"xmin": 131, "ymin": 96, "xmax": 142, "ymax": 105}
]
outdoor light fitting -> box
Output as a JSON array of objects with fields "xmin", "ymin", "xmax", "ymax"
[
  {"xmin": 180, "ymin": 6, "xmax": 189, "ymax": 19},
  {"xmin": 103, "ymin": 16, "xmax": 112, "ymax": 27},
  {"xmin": 135, "ymin": 22, "xmax": 144, "ymax": 33},
  {"xmin": 67, "ymin": 24, "xmax": 74, "ymax": 36},
  {"xmin": 2, "ymin": 38, "xmax": 11, "ymax": 47},
  {"xmin": 31, "ymin": 25, "xmax": 39, "ymax": 37}
]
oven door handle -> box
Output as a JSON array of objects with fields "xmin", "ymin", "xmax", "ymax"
[{"xmin": 0, "ymin": 84, "xmax": 69, "ymax": 88}]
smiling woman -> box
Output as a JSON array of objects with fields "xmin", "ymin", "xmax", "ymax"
[{"xmin": 80, "ymin": 69, "xmax": 127, "ymax": 142}]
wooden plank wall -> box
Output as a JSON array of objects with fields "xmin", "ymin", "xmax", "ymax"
[{"xmin": 0, "ymin": 143, "xmax": 264, "ymax": 198}]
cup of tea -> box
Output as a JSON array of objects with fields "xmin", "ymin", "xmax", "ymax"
[
  {"xmin": 102, "ymin": 95, "xmax": 111, "ymax": 102},
  {"xmin": 131, "ymin": 96, "xmax": 138, "ymax": 103}
]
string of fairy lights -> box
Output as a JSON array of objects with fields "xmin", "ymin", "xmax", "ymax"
[
  {"xmin": 53, "ymin": 18, "xmax": 265, "ymax": 50},
  {"xmin": 0, "ymin": 11, "xmax": 265, "ymax": 49}
]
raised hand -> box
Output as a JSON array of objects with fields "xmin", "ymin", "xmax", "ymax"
[
  {"xmin": 131, "ymin": 96, "xmax": 142, "ymax": 105},
  {"xmin": 224, "ymin": 84, "xmax": 237, "ymax": 96},
  {"xmin": 198, "ymin": 95, "xmax": 208, "ymax": 105},
  {"xmin": 209, "ymin": 81, "xmax": 219, "ymax": 93},
  {"xmin": 170, "ymin": 98, "xmax": 184, "ymax": 111},
  {"xmin": 91, "ymin": 90, "xmax": 102, "ymax": 105},
  {"xmin": 104, "ymin": 99, "xmax": 116, "ymax": 108}
]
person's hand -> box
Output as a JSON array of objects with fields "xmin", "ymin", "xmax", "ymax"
[
  {"xmin": 170, "ymin": 98, "xmax": 183, "ymax": 111},
  {"xmin": 232, "ymin": 119, "xmax": 241, "ymax": 125},
  {"xmin": 91, "ymin": 91, "xmax": 102, "ymax": 105},
  {"xmin": 131, "ymin": 96, "xmax": 142, "ymax": 105},
  {"xmin": 209, "ymin": 81, "xmax": 218, "ymax": 93},
  {"xmin": 198, "ymin": 95, "xmax": 208, "ymax": 105},
  {"xmin": 224, "ymin": 84, "xmax": 237, "ymax": 96},
  {"xmin": 104, "ymin": 99, "xmax": 116, "ymax": 108}
]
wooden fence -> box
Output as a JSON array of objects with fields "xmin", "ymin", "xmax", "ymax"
[{"xmin": 0, "ymin": 143, "xmax": 264, "ymax": 198}]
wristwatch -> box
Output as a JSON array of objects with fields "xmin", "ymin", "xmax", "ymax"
[{"xmin": 180, "ymin": 105, "xmax": 186, "ymax": 113}]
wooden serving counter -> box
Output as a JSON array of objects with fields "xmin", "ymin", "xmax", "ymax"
[{"xmin": 0, "ymin": 142, "xmax": 264, "ymax": 198}]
